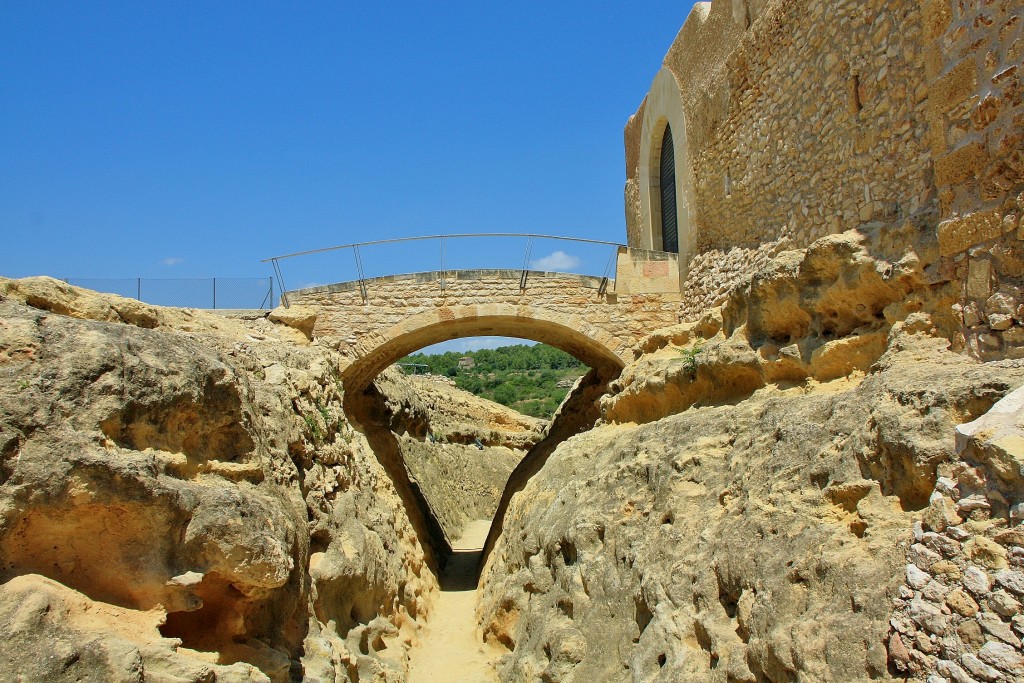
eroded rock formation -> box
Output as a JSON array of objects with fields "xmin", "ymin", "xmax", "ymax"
[
  {"xmin": 0, "ymin": 277, "xmax": 438, "ymax": 682},
  {"xmin": 477, "ymin": 230, "xmax": 1024, "ymax": 682},
  {"xmin": 370, "ymin": 370, "xmax": 543, "ymax": 543},
  {"xmin": 4, "ymin": 221, "xmax": 1024, "ymax": 683}
]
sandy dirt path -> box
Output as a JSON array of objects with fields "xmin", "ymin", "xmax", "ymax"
[{"xmin": 407, "ymin": 519, "xmax": 500, "ymax": 683}]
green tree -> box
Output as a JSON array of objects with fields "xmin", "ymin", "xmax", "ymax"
[{"xmin": 398, "ymin": 343, "xmax": 586, "ymax": 417}]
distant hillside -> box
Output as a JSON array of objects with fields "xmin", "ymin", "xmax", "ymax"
[{"xmin": 398, "ymin": 344, "xmax": 586, "ymax": 417}]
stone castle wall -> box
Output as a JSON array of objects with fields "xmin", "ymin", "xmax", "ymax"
[
  {"xmin": 625, "ymin": 0, "xmax": 1024, "ymax": 353},
  {"xmin": 626, "ymin": 0, "xmax": 936, "ymax": 253},
  {"xmin": 929, "ymin": 0, "xmax": 1024, "ymax": 360}
]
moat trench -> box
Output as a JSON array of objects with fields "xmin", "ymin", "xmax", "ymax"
[
  {"xmin": 406, "ymin": 519, "xmax": 500, "ymax": 682},
  {"xmin": 347, "ymin": 366, "xmax": 615, "ymax": 680}
]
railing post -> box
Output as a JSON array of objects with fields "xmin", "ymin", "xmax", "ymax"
[
  {"xmin": 137, "ymin": 278, "xmax": 141, "ymax": 301},
  {"xmin": 353, "ymin": 245, "xmax": 368, "ymax": 303},
  {"xmin": 439, "ymin": 236, "xmax": 446, "ymax": 291},
  {"xmin": 212, "ymin": 278, "xmax": 217, "ymax": 309},
  {"xmin": 271, "ymin": 258, "xmax": 290, "ymax": 308},
  {"xmin": 520, "ymin": 236, "xmax": 533, "ymax": 290},
  {"xmin": 598, "ymin": 244, "xmax": 617, "ymax": 296}
]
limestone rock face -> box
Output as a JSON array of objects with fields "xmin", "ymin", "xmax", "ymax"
[
  {"xmin": 0, "ymin": 279, "xmax": 437, "ymax": 682},
  {"xmin": 268, "ymin": 305, "xmax": 318, "ymax": 340},
  {"xmin": 367, "ymin": 368, "xmax": 544, "ymax": 546},
  {"xmin": 389, "ymin": 435, "xmax": 523, "ymax": 545},
  {"xmin": 602, "ymin": 230, "xmax": 957, "ymax": 426},
  {"xmin": 477, "ymin": 231, "xmax": 1024, "ymax": 682},
  {"xmin": 479, "ymin": 347, "xmax": 1022, "ymax": 682},
  {"xmin": 0, "ymin": 574, "xmax": 270, "ymax": 683},
  {"xmin": 374, "ymin": 370, "xmax": 546, "ymax": 451}
]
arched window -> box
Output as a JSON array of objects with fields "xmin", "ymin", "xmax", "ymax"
[
  {"xmin": 638, "ymin": 68, "xmax": 689, "ymax": 257},
  {"xmin": 659, "ymin": 124, "xmax": 678, "ymax": 253}
]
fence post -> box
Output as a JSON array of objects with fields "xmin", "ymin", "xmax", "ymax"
[
  {"xmin": 212, "ymin": 278, "xmax": 217, "ymax": 309},
  {"xmin": 137, "ymin": 278, "xmax": 141, "ymax": 301}
]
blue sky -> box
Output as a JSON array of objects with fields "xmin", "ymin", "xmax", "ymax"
[{"xmin": 1, "ymin": 2, "xmax": 694, "ymax": 350}]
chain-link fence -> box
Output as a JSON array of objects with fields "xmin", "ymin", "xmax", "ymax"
[{"xmin": 64, "ymin": 278, "xmax": 274, "ymax": 309}]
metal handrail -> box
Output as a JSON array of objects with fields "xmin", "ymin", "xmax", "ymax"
[
  {"xmin": 262, "ymin": 233, "xmax": 629, "ymax": 308},
  {"xmin": 260, "ymin": 232, "xmax": 626, "ymax": 263}
]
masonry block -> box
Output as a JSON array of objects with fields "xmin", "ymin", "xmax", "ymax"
[
  {"xmin": 932, "ymin": 59, "xmax": 979, "ymax": 114},
  {"xmin": 922, "ymin": 0, "xmax": 952, "ymax": 40},
  {"xmin": 934, "ymin": 141, "xmax": 989, "ymax": 187},
  {"xmin": 937, "ymin": 210, "xmax": 1004, "ymax": 256}
]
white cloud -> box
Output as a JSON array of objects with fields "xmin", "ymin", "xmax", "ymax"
[
  {"xmin": 162, "ymin": 257, "xmax": 184, "ymax": 266},
  {"xmin": 530, "ymin": 250, "xmax": 580, "ymax": 272}
]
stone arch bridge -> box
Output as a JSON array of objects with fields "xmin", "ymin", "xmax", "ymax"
[
  {"xmin": 267, "ymin": 235, "xmax": 686, "ymax": 560},
  {"xmin": 267, "ymin": 235, "xmax": 685, "ymax": 395}
]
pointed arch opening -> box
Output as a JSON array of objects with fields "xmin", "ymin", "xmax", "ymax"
[
  {"xmin": 637, "ymin": 68, "xmax": 691, "ymax": 263},
  {"xmin": 658, "ymin": 123, "xmax": 679, "ymax": 253}
]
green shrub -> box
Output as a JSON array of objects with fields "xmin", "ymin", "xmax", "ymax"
[
  {"xmin": 678, "ymin": 344, "xmax": 703, "ymax": 375},
  {"xmin": 398, "ymin": 343, "xmax": 586, "ymax": 418}
]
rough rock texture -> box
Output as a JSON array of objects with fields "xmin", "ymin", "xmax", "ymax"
[
  {"xmin": 0, "ymin": 277, "xmax": 438, "ymax": 682},
  {"xmin": 371, "ymin": 370, "xmax": 543, "ymax": 543},
  {"xmin": 477, "ymin": 231, "xmax": 1024, "ymax": 682},
  {"xmin": 887, "ymin": 384, "xmax": 1024, "ymax": 682},
  {"xmin": 482, "ymin": 367, "xmax": 620, "ymax": 578},
  {"xmin": 374, "ymin": 371, "xmax": 545, "ymax": 452},
  {"xmin": 391, "ymin": 434, "xmax": 522, "ymax": 549},
  {"xmin": 479, "ymin": 348, "xmax": 1021, "ymax": 682},
  {"xmin": 603, "ymin": 229, "xmax": 958, "ymax": 426}
]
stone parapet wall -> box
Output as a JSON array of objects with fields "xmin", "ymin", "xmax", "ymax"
[
  {"xmin": 614, "ymin": 247, "xmax": 684, "ymax": 295},
  {"xmin": 295, "ymin": 272, "xmax": 677, "ymax": 351}
]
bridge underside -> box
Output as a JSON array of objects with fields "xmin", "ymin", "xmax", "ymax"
[{"xmin": 339, "ymin": 309, "xmax": 628, "ymax": 398}]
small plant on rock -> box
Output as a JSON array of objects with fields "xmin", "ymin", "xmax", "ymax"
[
  {"xmin": 304, "ymin": 413, "xmax": 324, "ymax": 444},
  {"xmin": 678, "ymin": 344, "xmax": 703, "ymax": 376}
]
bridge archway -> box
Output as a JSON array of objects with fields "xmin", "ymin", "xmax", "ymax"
[
  {"xmin": 336, "ymin": 302, "xmax": 629, "ymax": 567},
  {"xmin": 279, "ymin": 258, "xmax": 681, "ymax": 570},
  {"xmin": 340, "ymin": 303, "xmax": 629, "ymax": 398}
]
